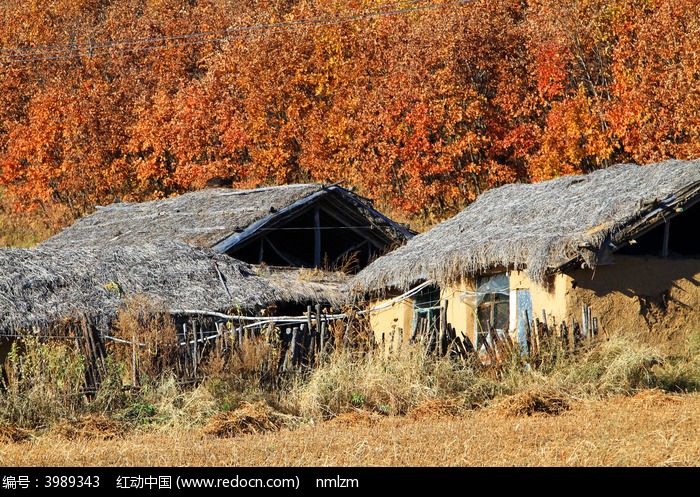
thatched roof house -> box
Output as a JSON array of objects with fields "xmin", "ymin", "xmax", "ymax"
[
  {"xmin": 0, "ymin": 241, "xmax": 350, "ymax": 337},
  {"xmin": 0, "ymin": 241, "xmax": 339, "ymax": 336},
  {"xmin": 353, "ymin": 159, "xmax": 699, "ymax": 355},
  {"xmin": 354, "ymin": 159, "xmax": 700, "ymax": 292},
  {"xmin": 1, "ymin": 183, "xmax": 395, "ymax": 344},
  {"xmin": 40, "ymin": 183, "xmax": 412, "ymax": 271}
]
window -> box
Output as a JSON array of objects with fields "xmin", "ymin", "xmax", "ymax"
[
  {"xmin": 477, "ymin": 292, "xmax": 509, "ymax": 333},
  {"xmin": 412, "ymin": 284, "xmax": 441, "ymax": 343},
  {"xmin": 474, "ymin": 273, "xmax": 510, "ymax": 351}
]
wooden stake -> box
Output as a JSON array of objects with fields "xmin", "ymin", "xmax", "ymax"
[
  {"xmin": 192, "ymin": 322, "xmax": 198, "ymax": 379},
  {"xmin": 565, "ymin": 321, "xmax": 574, "ymax": 352},
  {"xmin": 290, "ymin": 327, "xmax": 299, "ymax": 368},
  {"xmin": 592, "ymin": 316, "xmax": 599, "ymax": 339},
  {"xmin": 523, "ymin": 310, "xmax": 533, "ymax": 356},
  {"xmin": 439, "ymin": 300, "xmax": 448, "ymax": 356},
  {"xmin": 307, "ymin": 305, "xmax": 314, "ymax": 357},
  {"xmin": 320, "ymin": 321, "xmax": 327, "ymax": 358},
  {"xmin": 541, "ymin": 309, "xmax": 547, "ymax": 330},
  {"xmin": 132, "ymin": 334, "xmax": 139, "ymax": 387},
  {"xmin": 389, "ymin": 325, "xmax": 395, "ymax": 356},
  {"xmin": 586, "ymin": 306, "xmax": 593, "ymax": 346}
]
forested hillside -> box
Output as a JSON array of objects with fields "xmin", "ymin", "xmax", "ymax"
[{"xmin": 1, "ymin": 0, "xmax": 699, "ymax": 237}]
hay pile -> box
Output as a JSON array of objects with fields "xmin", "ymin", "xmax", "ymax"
[
  {"xmin": 407, "ymin": 398, "xmax": 464, "ymax": 421},
  {"xmin": 47, "ymin": 415, "xmax": 125, "ymax": 440},
  {"xmin": 495, "ymin": 389, "xmax": 571, "ymax": 417},
  {"xmin": 203, "ymin": 401, "xmax": 301, "ymax": 438},
  {"xmin": 353, "ymin": 159, "xmax": 700, "ymax": 292},
  {"xmin": 0, "ymin": 423, "xmax": 32, "ymax": 443}
]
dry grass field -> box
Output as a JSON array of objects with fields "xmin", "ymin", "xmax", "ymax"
[
  {"xmin": 0, "ymin": 313, "xmax": 698, "ymax": 470},
  {"xmin": 1, "ymin": 389, "xmax": 697, "ymax": 467}
]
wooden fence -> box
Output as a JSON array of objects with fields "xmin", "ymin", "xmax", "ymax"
[
  {"xmin": 390, "ymin": 302, "xmax": 600, "ymax": 370},
  {"xmin": 7, "ymin": 302, "xmax": 601, "ymax": 391}
]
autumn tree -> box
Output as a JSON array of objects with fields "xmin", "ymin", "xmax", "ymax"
[{"xmin": 1, "ymin": 0, "xmax": 698, "ymax": 243}]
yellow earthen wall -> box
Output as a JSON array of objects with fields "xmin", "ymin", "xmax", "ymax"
[
  {"xmin": 563, "ymin": 255, "xmax": 700, "ymax": 336},
  {"xmin": 365, "ymin": 255, "xmax": 699, "ymax": 350},
  {"xmin": 368, "ymin": 296, "xmax": 414, "ymax": 353}
]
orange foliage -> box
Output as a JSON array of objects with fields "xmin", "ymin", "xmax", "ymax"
[{"xmin": 0, "ymin": 0, "xmax": 698, "ymax": 232}]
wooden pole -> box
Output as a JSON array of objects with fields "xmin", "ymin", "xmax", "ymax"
[
  {"xmin": 192, "ymin": 322, "xmax": 198, "ymax": 379},
  {"xmin": 290, "ymin": 327, "xmax": 299, "ymax": 368},
  {"xmin": 217, "ymin": 322, "xmax": 224, "ymax": 353},
  {"xmin": 389, "ymin": 325, "xmax": 395, "ymax": 356},
  {"xmin": 182, "ymin": 323, "xmax": 189, "ymax": 375},
  {"xmin": 315, "ymin": 302, "xmax": 323, "ymax": 355},
  {"xmin": 523, "ymin": 310, "xmax": 532, "ymax": 356},
  {"xmin": 586, "ymin": 306, "xmax": 593, "ymax": 346},
  {"xmin": 314, "ymin": 206, "xmax": 321, "ymax": 267},
  {"xmin": 78, "ymin": 320, "xmax": 94, "ymax": 390},
  {"xmin": 307, "ymin": 305, "xmax": 314, "ymax": 359},
  {"xmin": 409, "ymin": 319, "xmax": 419, "ymax": 343},
  {"xmin": 541, "ymin": 309, "xmax": 548, "ymax": 331},
  {"xmin": 132, "ymin": 334, "xmax": 139, "ymax": 387},
  {"xmin": 565, "ymin": 321, "xmax": 574, "ymax": 352},
  {"xmin": 592, "ymin": 316, "xmax": 599, "ymax": 339},
  {"xmin": 439, "ymin": 299, "xmax": 448, "ymax": 356}
]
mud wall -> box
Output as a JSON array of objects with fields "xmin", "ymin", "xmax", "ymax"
[{"xmin": 564, "ymin": 256, "xmax": 700, "ymax": 336}]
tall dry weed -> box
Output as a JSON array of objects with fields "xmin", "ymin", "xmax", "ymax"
[
  {"xmin": 0, "ymin": 337, "xmax": 87, "ymax": 427},
  {"xmin": 201, "ymin": 331, "xmax": 281, "ymax": 411},
  {"xmin": 286, "ymin": 343, "xmax": 482, "ymax": 420},
  {"xmin": 548, "ymin": 336, "xmax": 665, "ymax": 397},
  {"xmin": 649, "ymin": 328, "xmax": 700, "ymax": 393},
  {"xmin": 110, "ymin": 294, "xmax": 180, "ymax": 386}
]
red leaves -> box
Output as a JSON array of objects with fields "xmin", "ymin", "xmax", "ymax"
[
  {"xmin": 534, "ymin": 41, "xmax": 568, "ymax": 103},
  {"xmin": 0, "ymin": 0, "xmax": 698, "ymax": 230}
]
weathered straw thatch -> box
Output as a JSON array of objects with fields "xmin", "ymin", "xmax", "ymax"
[
  {"xmin": 39, "ymin": 183, "xmax": 410, "ymax": 252},
  {"xmin": 0, "ymin": 241, "xmax": 344, "ymax": 336},
  {"xmin": 255, "ymin": 265, "xmax": 350, "ymax": 310},
  {"xmin": 352, "ymin": 159, "xmax": 700, "ymax": 292},
  {"xmin": 40, "ymin": 184, "xmax": 322, "ymax": 249}
]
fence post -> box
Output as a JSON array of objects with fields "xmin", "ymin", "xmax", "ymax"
[
  {"xmin": 439, "ymin": 299, "xmax": 448, "ymax": 356},
  {"xmin": 132, "ymin": 334, "xmax": 139, "ymax": 387}
]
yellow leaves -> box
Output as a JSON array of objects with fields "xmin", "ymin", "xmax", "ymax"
[{"xmin": 1, "ymin": 0, "xmax": 699, "ymax": 224}]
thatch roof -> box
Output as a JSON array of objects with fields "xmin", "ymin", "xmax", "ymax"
[
  {"xmin": 352, "ymin": 159, "xmax": 700, "ymax": 292},
  {"xmin": 0, "ymin": 241, "xmax": 348, "ymax": 336},
  {"xmin": 39, "ymin": 183, "xmax": 411, "ymax": 253},
  {"xmin": 255, "ymin": 265, "xmax": 350, "ymax": 311}
]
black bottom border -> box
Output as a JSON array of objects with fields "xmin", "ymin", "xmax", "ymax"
[{"xmin": 0, "ymin": 466, "xmax": 690, "ymax": 493}]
